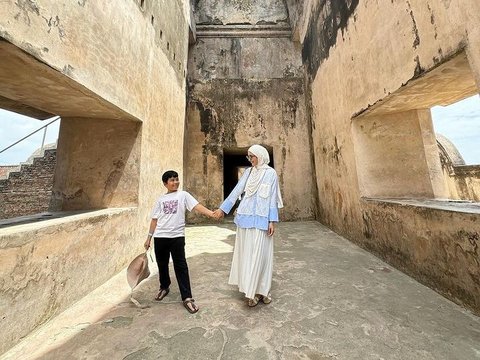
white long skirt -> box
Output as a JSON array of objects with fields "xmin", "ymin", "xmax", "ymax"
[{"xmin": 228, "ymin": 227, "xmax": 273, "ymax": 299}]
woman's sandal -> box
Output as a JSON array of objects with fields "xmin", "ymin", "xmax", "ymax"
[
  {"xmin": 261, "ymin": 293, "xmax": 272, "ymax": 304},
  {"xmin": 155, "ymin": 288, "xmax": 169, "ymax": 301},
  {"xmin": 183, "ymin": 298, "xmax": 199, "ymax": 314},
  {"xmin": 247, "ymin": 296, "xmax": 260, "ymax": 307}
]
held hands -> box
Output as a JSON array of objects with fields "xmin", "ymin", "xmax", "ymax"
[{"xmin": 212, "ymin": 208, "xmax": 225, "ymax": 220}]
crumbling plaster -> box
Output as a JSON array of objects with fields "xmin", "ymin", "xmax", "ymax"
[
  {"xmin": 361, "ymin": 199, "xmax": 480, "ymax": 313},
  {"xmin": 194, "ymin": 0, "xmax": 289, "ymax": 25},
  {"xmin": 0, "ymin": 0, "xmax": 191, "ymax": 353},
  {"xmin": 303, "ymin": 0, "xmax": 480, "ymax": 312},
  {"xmin": 186, "ymin": 78, "xmax": 316, "ymax": 220},
  {"xmin": 186, "ymin": 26, "xmax": 316, "ymax": 221},
  {"xmin": 443, "ymin": 166, "xmax": 480, "ymax": 202},
  {"xmin": 0, "ymin": 208, "xmax": 137, "ymax": 355},
  {"xmin": 189, "ymin": 37, "xmax": 303, "ymax": 80}
]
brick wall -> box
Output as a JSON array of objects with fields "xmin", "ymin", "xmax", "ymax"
[
  {"xmin": 0, "ymin": 149, "xmax": 56, "ymax": 219},
  {"xmin": 0, "ymin": 165, "xmax": 20, "ymax": 179}
]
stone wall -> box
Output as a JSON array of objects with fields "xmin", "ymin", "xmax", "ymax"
[
  {"xmin": 0, "ymin": 165, "xmax": 18, "ymax": 179},
  {"xmin": 437, "ymin": 134, "xmax": 480, "ymax": 201},
  {"xmin": 301, "ymin": 0, "xmax": 480, "ymax": 313},
  {"xmin": 0, "ymin": 208, "xmax": 137, "ymax": 355},
  {"xmin": 185, "ymin": 0, "xmax": 317, "ymax": 221},
  {"xmin": 0, "ymin": 0, "xmax": 191, "ymax": 353},
  {"xmin": 361, "ymin": 199, "xmax": 480, "ymax": 312},
  {"xmin": 0, "ymin": 149, "xmax": 56, "ymax": 219},
  {"xmin": 442, "ymin": 165, "xmax": 480, "ymax": 202}
]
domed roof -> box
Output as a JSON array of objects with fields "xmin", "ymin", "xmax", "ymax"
[
  {"xmin": 25, "ymin": 142, "xmax": 57, "ymax": 164},
  {"xmin": 436, "ymin": 133, "xmax": 465, "ymax": 166}
]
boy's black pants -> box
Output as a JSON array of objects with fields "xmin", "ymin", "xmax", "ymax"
[{"xmin": 154, "ymin": 236, "xmax": 192, "ymax": 300}]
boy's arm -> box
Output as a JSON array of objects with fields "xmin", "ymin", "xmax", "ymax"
[
  {"xmin": 192, "ymin": 203, "xmax": 214, "ymax": 218},
  {"xmin": 144, "ymin": 218, "xmax": 158, "ymax": 250}
]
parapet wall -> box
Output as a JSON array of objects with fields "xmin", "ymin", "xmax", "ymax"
[
  {"xmin": 0, "ymin": 208, "xmax": 137, "ymax": 355},
  {"xmin": 0, "ymin": 0, "xmax": 191, "ymax": 353},
  {"xmin": 302, "ymin": 0, "xmax": 480, "ymax": 313}
]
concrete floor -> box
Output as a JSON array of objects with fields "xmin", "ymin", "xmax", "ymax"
[{"xmin": 2, "ymin": 221, "xmax": 480, "ymax": 360}]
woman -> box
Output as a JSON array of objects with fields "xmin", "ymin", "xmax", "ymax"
[{"xmin": 214, "ymin": 144, "xmax": 283, "ymax": 307}]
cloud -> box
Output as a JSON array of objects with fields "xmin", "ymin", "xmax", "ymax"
[
  {"xmin": 0, "ymin": 109, "xmax": 60, "ymax": 165},
  {"xmin": 432, "ymin": 94, "xmax": 480, "ymax": 165}
]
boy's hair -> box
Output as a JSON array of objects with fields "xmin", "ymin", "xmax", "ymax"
[{"xmin": 162, "ymin": 170, "xmax": 179, "ymax": 183}]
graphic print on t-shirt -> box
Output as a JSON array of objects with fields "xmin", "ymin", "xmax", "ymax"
[{"xmin": 163, "ymin": 199, "xmax": 178, "ymax": 214}]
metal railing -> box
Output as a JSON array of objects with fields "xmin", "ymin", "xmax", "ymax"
[{"xmin": 0, "ymin": 116, "xmax": 60, "ymax": 156}]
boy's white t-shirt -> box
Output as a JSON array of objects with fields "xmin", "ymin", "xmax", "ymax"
[{"xmin": 151, "ymin": 190, "xmax": 199, "ymax": 238}]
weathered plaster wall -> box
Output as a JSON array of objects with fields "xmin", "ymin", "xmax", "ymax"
[
  {"xmin": 190, "ymin": 37, "xmax": 303, "ymax": 80},
  {"xmin": 444, "ymin": 166, "xmax": 480, "ymax": 202},
  {"xmin": 352, "ymin": 110, "xmax": 445, "ymax": 199},
  {"xmin": 302, "ymin": 0, "xmax": 480, "ymax": 312},
  {"xmin": 436, "ymin": 134, "xmax": 480, "ymax": 201},
  {"xmin": 186, "ymin": 33, "xmax": 316, "ymax": 220},
  {"xmin": 0, "ymin": 0, "xmax": 191, "ymax": 353},
  {"xmin": 0, "ymin": 209, "xmax": 136, "ymax": 355},
  {"xmin": 440, "ymin": 164, "xmax": 480, "ymax": 202},
  {"xmin": 194, "ymin": 0, "xmax": 289, "ymax": 25},
  {"xmin": 51, "ymin": 118, "xmax": 141, "ymax": 211},
  {"xmin": 285, "ymin": 0, "xmax": 314, "ymax": 42},
  {"xmin": 187, "ymin": 78, "xmax": 315, "ymax": 220},
  {"xmin": 361, "ymin": 199, "xmax": 480, "ymax": 313}
]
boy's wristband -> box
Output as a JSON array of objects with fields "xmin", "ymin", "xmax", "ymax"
[{"xmin": 148, "ymin": 232, "xmax": 153, "ymax": 237}]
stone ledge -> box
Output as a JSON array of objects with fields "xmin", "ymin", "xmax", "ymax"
[
  {"xmin": 453, "ymin": 164, "xmax": 480, "ymax": 175},
  {"xmin": 0, "ymin": 207, "xmax": 137, "ymax": 246},
  {"xmin": 362, "ymin": 197, "xmax": 480, "ymax": 214},
  {"xmin": 196, "ymin": 24, "xmax": 292, "ymax": 38}
]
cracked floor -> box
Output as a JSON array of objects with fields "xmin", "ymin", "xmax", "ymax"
[{"xmin": 2, "ymin": 221, "xmax": 480, "ymax": 360}]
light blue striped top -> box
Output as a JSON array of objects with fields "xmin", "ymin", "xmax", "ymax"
[{"xmin": 220, "ymin": 167, "xmax": 280, "ymax": 231}]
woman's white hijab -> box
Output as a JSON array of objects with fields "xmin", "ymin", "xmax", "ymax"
[{"xmin": 244, "ymin": 144, "xmax": 284, "ymax": 208}]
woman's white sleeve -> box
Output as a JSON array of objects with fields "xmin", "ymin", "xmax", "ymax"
[{"xmin": 219, "ymin": 169, "xmax": 250, "ymax": 214}]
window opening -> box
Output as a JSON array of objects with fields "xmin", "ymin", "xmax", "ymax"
[
  {"xmin": 431, "ymin": 94, "xmax": 480, "ymax": 165},
  {"xmin": 0, "ymin": 109, "xmax": 60, "ymax": 220},
  {"xmin": 351, "ymin": 51, "xmax": 480, "ymax": 202}
]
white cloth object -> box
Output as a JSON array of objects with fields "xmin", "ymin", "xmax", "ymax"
[
  {"xmin": 245, "ymin": 144, "xmax": 283, "ymax": 208},
  {"xmin": 126, "ymin": 252, "xmax": 151, "ymax": 308},
  {"xmin": 151, "ymin": 190, "xmax": 199, "ymax": 237},
  {"xmin": 228, "ymin": 227, "xmax": 273, "ymax": 299}
]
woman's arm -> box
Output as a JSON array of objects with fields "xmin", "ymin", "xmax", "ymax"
[
  {"xmin": 268, "ymin": 172, "xmax": 280, "ymax": 223},
  {"xmin": 268, "ymin": 222, "xmax": 275, "ymax": 236},
  {"xmin": 219, "ymin": 168, "xmax": 251, "ymax": 215}
]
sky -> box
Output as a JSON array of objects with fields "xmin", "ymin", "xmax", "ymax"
[
  {"xmin": 0, "ymin": 110, "xmax": 60, "ymax": 165},
  {"xmin": 0, "ymin": 95, "xmax": 479, "ymax": 165},
  {"xmin": 431, "ymin": 94, "xmax": 480, "ymax": 165}
]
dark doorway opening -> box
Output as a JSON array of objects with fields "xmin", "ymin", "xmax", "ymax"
[{"xmin": 223, "ymin": 146, "xmax": 274, "ymax": 216}]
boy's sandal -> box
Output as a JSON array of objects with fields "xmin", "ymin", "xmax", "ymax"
[
  {"xmin": 183, "ymin": 298, "xmax": 199, "ymax": 314},
  {"xmin": 247, "ymin": 296, "xmax": 260, "ymax": 307},
  {"xmin": 155, "ymin": 288, "xmax": 169, "ymax": 301}
]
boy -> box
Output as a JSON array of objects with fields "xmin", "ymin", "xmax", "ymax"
[{"xmin": 144, "ymin": 170, "xmax": 214, "ymax": 314}]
